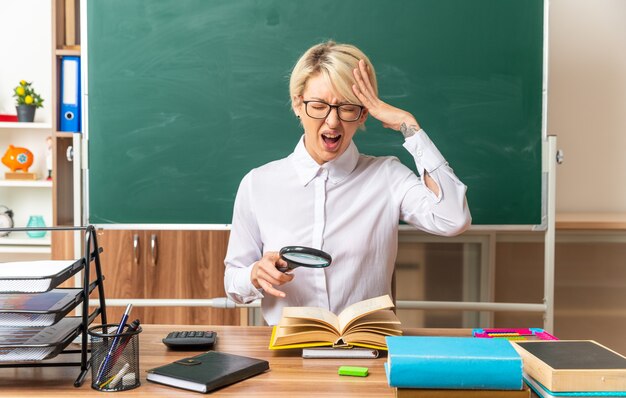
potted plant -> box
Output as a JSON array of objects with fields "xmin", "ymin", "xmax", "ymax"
[{"xmin": 13, "ymin": 80, "xmax": 44, "ymax": 122}]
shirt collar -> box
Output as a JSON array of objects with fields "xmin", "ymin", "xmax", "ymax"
[{"xmin": 290, "ymin": 135, "xmax": 359, "ymax": 186}]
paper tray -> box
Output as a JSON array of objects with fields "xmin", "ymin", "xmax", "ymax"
[
  {"xmin": 0, "ymin": 260, "xmax": 84, "ymax": 293},
  {"xmin": 0, "ymin": 288, "xmax": 84, "ymax": 327},
  {"xmin": 0, "ymin": 317, "xmax": 83, "ymax": 362}
]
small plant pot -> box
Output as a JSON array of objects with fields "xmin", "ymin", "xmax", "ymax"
[{"xmin": 16, "ymin": 105, "xmax": 36, "ymax": 122}]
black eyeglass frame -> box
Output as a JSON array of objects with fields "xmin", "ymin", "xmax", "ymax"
[{"xmin": 302, "ymin": 100, "xmax": 365, "ymax": 122}]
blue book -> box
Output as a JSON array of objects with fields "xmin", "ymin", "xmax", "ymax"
[{"xmin": 385, "ymin": 336, "xmax": 523, "ymax": 390}]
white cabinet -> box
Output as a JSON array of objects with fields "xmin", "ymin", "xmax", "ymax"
[
  {"xmin": 0, "ymin": 123, "xmax": 54, "ymax": 255},
  {"xmin": 0, "ymin": 1, "xmax": 54, "ymax": 257}
]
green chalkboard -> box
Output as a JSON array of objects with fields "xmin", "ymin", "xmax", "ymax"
[{"xmin": 87, "ymin": 0, "xmax": 544, "ymax": 226}]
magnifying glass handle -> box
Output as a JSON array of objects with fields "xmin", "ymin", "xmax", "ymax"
[{"xmin": 276, "ymin": 266, "xmax": 290, "ymax": 273}]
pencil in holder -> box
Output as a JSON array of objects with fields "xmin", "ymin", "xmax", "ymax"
[{"xmin": 88, "ymin": 323, "xmax": 142, "ymax": 392}]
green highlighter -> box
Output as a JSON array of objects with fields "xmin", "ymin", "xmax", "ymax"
[{"xmin": 338, "ymin": 366, "xmax": 369, "ymax": 377}]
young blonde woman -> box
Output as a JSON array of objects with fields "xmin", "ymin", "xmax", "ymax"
[{"xmin": 224, "ymin": 41, "xmax": 471, "ymax": 325}]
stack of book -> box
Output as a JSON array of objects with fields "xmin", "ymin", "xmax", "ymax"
[
  {"xmin": 512, "ymin": 340, "xmax": 626, "ymax": 398},
  {"xmin": 385, "ymin": 336, "xmax": 531, "ymax": 397}
]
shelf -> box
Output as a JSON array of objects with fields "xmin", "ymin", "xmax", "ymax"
[
  {"xmin": 55, "ymin": 131, "xmax": 78, "ymax": 138},
  {"xmin": 0, "ymin": 232, "xmax": 51, "ymax": 254},
  {"xmin": 0, "ymin": 232, "xmax": 51, "ymax": 247},
  {"xmin": 556, "ymin": 212, "xmax": 626, "ymax": 230},
  {"xmin": 55, "ymin": 47, "xmax": 80, "ymax": 56},
  {"xmin": 0, "ymin": 180, "xmax": 53, "ymax": 188},
  {"xmin": 0, "ymin": 122, "xmax": 53, "ymax": 130}
]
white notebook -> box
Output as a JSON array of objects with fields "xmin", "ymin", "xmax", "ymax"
[{"xmin": 302, "ymin": 347, "xmax": 379, "ymax": 359}]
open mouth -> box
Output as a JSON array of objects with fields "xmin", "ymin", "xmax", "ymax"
[{"xmin": 321, "ymin": 132, "xmax": 342, "ymax": 149}]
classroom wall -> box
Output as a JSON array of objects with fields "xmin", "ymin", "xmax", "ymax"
[
  {"xmin": 550, "ymin": 0, "xmax": 626, "ymax": 213},
  {"xmin": 0, "ymin": 0, "xmax": 52, "ymax": 122}
]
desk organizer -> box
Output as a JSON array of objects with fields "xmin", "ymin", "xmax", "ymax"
[
  {"xmin": 0, "ymin": 225, "xmax": 108, "ymax": 387},
  {"xmin": 0, "ymin": 288, "xmax": 86, "ymax": 327},
  {"xmin": 0, "ymin": 259, "xmax": 84, "ymax": 293}
]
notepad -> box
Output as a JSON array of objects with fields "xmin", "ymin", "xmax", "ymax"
[
  {"xmin": 147, "ymin": 351, "xmax": 269, "ymax": 393},
  {"xmin": 302, "ymin": 346, "xmax": 379, "ymax": 359}
]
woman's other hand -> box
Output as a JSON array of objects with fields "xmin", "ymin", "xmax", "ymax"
[
  {"xmin": 352, "ymin": 59, "xmax": 420, "ymax": 132},
  {"xmin": 251, "ymin": 251, "xmax": 294, "ymax": 298}
]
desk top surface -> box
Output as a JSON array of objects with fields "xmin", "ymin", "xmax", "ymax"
[{"xmin": 0, "ymin": 325, "xmax": 471, "ymax": 397}]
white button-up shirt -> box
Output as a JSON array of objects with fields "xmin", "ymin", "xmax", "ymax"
[{"xmin": 224, "ymin": 130, "xmax": 471, "ymax": 325}]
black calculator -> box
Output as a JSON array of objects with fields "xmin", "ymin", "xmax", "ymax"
[{"xmin": 162, "ymin": 331, "xmax": 217, "ymax": 350}]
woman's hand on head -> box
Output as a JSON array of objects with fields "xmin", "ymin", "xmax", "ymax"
[
  {"xmin": 251, "ymin": 251, "xmax": 294, "ymax": 298},
  {"xmin": 352, "ymin": 59, "xmax": 420, "ymax": 132}
]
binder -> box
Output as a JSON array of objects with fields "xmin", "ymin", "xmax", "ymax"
[{"xmin": 60, "ymin": 56, "xmax": 80, "ymax": 132}]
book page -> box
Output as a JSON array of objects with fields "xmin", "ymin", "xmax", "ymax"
[
  {"xmin": 279, "ymin": 317, "xmax": 338, "ymax": 334},
  {"xmin": 343, "ymin": 310, "xmax": 401, "ymax": 333},
  {"xmin": 342, "ymin": 331, "xmax": 387, "ymax": 348},
  {"xmin": 272, "ymin": 327, "xmax": 339, "ymax": 347},
  {"xmin": 281, "ymin": 306, "xmax": 339, "ymax": 332},
  {"xmin": 337, "ymin": 295, "xmax": 394, "ymax": 334}
]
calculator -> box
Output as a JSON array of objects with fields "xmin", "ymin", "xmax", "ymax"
[{"xmin": 162, "ymin": 331, "xmax": 217, "ymax": 350}]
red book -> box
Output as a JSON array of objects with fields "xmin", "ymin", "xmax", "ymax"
[{"xmin": 0, "ymin": 114, "xmax": 18, "ymax": 122}]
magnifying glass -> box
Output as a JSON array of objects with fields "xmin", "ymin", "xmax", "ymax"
[{"xmin": 277, "ymin": 246, "xmax": 332, "ymax": 272}]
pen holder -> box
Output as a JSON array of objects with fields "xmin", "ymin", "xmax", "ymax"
[{"xmin": 88, "ymin": 323, "xmax": 142, "ymax": 392}]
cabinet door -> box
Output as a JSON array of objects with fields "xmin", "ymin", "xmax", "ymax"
[
  {"xmin": 141, "ymin": 230, "xmax": 180, "ymax": 324},
  {"xmin": 143, "ymin": 230, "xmax": 240, "ymax": 325},
  {"xmin": 94, "ymin": 229, "xmax": 146, "ymax": 322},
  {"xmin": 179, "ymin": 230, "xmax": 239, "ymax": 325},
  {"xmin": 96, "ymin": 230, "xmax": 239, "ymax": 325}
]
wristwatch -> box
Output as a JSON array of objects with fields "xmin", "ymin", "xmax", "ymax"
[
  {"xmin": 400, "ymin": 122, "xmax": 420, "ymax": 139},
  {"xmin": 0, "ymin": 205, "xmax": 14, "ymax": 237}
]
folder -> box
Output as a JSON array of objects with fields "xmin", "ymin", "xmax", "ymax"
[{"xmin": 60, "ymin": 56, "xmax": 80, "ymax": 132}]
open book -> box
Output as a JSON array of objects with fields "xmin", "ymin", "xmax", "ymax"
[{"xmin": 269, "ymin": 295, "xmax": 402, "ymax": 350}]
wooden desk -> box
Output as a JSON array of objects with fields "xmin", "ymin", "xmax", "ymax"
[{"xmin": 0, "ymin": 326, "xmax": 470, "ymax": 397}]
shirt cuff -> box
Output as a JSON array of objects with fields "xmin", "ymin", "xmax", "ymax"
[
  {"xmin": 402, "ymin": 128, "xmax": 446, "ymax": 175},
  {"xmin": 227, "ymin": 263, "xmax": 265, "ymax": 304}
]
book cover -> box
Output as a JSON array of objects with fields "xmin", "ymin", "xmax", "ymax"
[
  {"xmin": 524, "ymin": 373, "xmax": 626, "ymax": 398},
  {"xmin": 512, "ymin": 340, "xmax": 626, "ymax": 392},
  {"xmin": 396, "ymin": 384, "xmax": 532, "ymax": 398},
  {"xmin": 386, "ymin": 336, "xmax": 523, "ymax": 390},
  {"xmin": 269, "ymin": 295, "xmax": 402, "ymax": 350},
  {"xmin": 146, "ymin": 351, "xmax": 269, "ymax": 393}
]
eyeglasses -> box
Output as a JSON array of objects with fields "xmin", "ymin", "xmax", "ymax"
[{"xmin": 303, "ymin": 100, "xmax": 364, "ymax": 122}]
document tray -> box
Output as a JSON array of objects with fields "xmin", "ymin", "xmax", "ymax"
[
  {"xmin": 0, "ymin": 260, "xmax": 84, "ymax": 293},
  {"xmin": 0, "ymin": 317, "xmax": 83, "ymax": 362},
  {"xmin": 0, "ymin": 288, "xmax": 85, "ymax": 327}
]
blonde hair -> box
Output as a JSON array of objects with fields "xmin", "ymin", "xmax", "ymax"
[{"xmin": 289, "ymin": 41, "xmax": 377, "ymax": 107}]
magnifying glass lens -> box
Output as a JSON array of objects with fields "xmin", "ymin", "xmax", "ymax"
[
  {"xmin": 278, "ymin": 246, "xmax": 332, "ymax": 271},
  {"xmin": 282, "ymin": 252, "xmax": 328, "ymax": 266}
]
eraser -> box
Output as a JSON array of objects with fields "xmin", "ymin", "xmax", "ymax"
[{"xmin": 338, "ymin": 365, "xmax": 368, "ymax": 377}]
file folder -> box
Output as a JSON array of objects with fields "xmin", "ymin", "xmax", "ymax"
[{"xmin": 60, "ymin": 56, "xmax": 80, "ymax": 132}]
